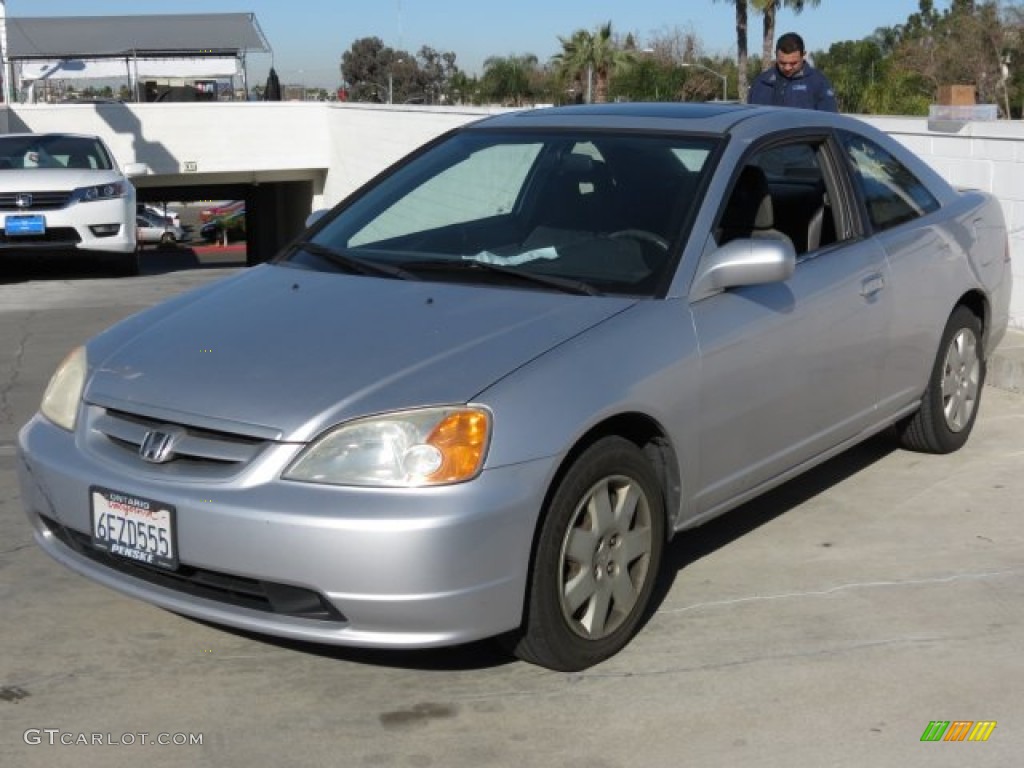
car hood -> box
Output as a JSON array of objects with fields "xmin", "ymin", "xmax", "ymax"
[
  {"xmin": 0, "ymin": 168, "xmax": 124, "ymax": 190},
  {"xmin": 84, "ymin": 265, "xmax": 635, "ymax": 442}
]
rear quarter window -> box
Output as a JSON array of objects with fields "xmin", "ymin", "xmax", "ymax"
[{"xmin": 839, "ymin": 131, "xmax": 939, "ymax": 231}]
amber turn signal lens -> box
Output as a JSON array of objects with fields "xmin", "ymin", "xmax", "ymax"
[{"xmin": 424, "ymin": 410, "xmax": 490, "ymax": 483}]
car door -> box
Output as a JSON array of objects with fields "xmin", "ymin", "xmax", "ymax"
[
  {"xmin": 836, "ymin": 129, "xmax": 954, "ymax": 417},
  {"xmin": 688, "ymin": 137, "xmax": 892, "ymax": 516}
]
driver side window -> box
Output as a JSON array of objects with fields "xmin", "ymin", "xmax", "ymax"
[{"xmin": 720, "ymin": 140, "xmax": 839, "ymax": 257}]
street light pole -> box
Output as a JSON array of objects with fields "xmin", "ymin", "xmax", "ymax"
[
  {"xmin": 682, "ymin": 62, "xmax": 728, "ymax": 102},
  {"xmin": 388, "ymin": 57, "xmax": 404, "ymax": 105}
]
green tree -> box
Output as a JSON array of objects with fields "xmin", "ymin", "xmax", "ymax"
[
  {"xmin": 882, "ymin": 0, "xmax": 1011, "ymax": 114},
  {"xmin": 609, "ymin": 55, "xmax": 683, "ymax": 101},
  {"xmin": 414, "ymin": 46, "xmax": 462, "ymax": 104},
  {"xmin": 447, "ymin": 70, "xmax": 481, "ymax": 105},
  {"xmin": 480, "ymin": 54, "xmax": 539, "ymax": 106},
  {"xmin": 552, "ymin": 22, "xmax": 633, "ymax": 103},
  {"xmin": 816, "ymin": 0, "xmax": 1020, "ymax": 116},
  {"xmin": 815, "ymin": 39, "xmax": 886, "ymax": 112},
  {"xmin": 340, "ymin": 37, "xmax": 419, "ymax": 103},
  {"xmin": 860, "ymin": 60, "xmax": 932, "ymax": 115}
]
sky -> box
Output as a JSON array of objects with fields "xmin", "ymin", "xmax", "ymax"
[{"xmin": 6, "ymin": 1, "xmax": 953, "ymax": 89}]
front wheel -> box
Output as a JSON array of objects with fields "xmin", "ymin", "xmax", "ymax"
[
  {"xmin": 509, "ymin": 436, "xmax": 665, "ymax": 671},
  {"xmin": 897, "ymin": 306, "xmax": 985, "ymax": 453}
]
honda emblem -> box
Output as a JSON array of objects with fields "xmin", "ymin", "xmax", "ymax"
[{"xmin": 139, "ymin": 427, "xmax": 184, "ymax": 464}]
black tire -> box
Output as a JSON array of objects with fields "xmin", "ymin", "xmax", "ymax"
[
  {"xmin": 897, "ymin": 306, "xmax": 985, "ymax": 454},
  {"xmin": 509, "ymin": 436, "xmax": 665, "ymax": 671},
  {"xmin": 159, "ymin": 232, "xmax": 175, "ymax": 245}
]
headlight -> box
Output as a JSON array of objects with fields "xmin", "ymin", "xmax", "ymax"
[
  {"xmin": 284, "ymin": 407, "xmax": 491, "ymax": 487},
  {"xmin": 40, "ymin": 346, "xmax": 87, "ymax": 431},
  {"xmin": 71, "ymin": 181, "xmax": 126, "ymax": 203}
]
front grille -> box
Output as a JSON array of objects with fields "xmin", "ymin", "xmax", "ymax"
[
  {"xmin": 41, "ymin": 515, "xmax": 346, "ymax": 623},
  {"xmin": 89, "ymin": 407, "xmax": 271, "ymax": 477},
  {"xmin": 0, "ymin": 191, "xmax": 73, "ymax": 210},
  {"xmin": 0, "ymin": 227, "xmax": 81, "ymax": 246}
]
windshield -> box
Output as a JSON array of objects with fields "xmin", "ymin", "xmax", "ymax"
[
  {"xmin": 0, "ymin": 134, "xmax": 115, "ymax": 171},
  {"xmin": 288, "ymin": 130, "xmax": 719, "ymax": 296}
]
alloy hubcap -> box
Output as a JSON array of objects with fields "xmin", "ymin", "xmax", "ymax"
[
  {"xmin": 558, "ymin": 475, "xmax": 653, "ymax": 640},
  {"xmin": 941, "ymin": 328, "xmax": 980, "ymax": 432}
]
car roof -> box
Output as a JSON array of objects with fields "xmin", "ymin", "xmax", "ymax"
[{"xmin": 467, "ymin": 102, "xmax": 851, "ymax": 137}]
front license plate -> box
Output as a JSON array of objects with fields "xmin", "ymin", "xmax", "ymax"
[
  {"xmin": 90, "ymin": 487, "xmax": 178, "ymax": 570},
  {"xmin": 5, "ymin": 214, "xmax": 46, "ymax": 236}
]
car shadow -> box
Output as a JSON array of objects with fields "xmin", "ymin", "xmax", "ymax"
[
  {"xmin": 0, "ymin": 244, "xmax": 246, "ymax": 284},
  {"xmin": 179, "ymin": 615, "xmax": 517, "ymax": 671},
  {"xmin": 647, "ymin": 431, "xmax": 898, "ymax": 615},
  {"xmin": 138, "ymin": 244, "xmax": 246, "ymax": 275}
]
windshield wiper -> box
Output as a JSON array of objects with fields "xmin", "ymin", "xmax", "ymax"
[
  {"xmin": 288, "ymin": 240, "xmax": 419, "ymax": 281},
  {"xmin": 406, "ymin": 258, "xmax": 602, "ymax": 296}
]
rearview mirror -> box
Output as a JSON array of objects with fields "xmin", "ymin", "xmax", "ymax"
[{"xmin": 305, "ymin": 209, "xmax": 329, "ymax": 228}]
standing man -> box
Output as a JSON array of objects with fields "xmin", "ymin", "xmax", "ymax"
[{"xmin": 748, "ymin": 32, "xmax": 838, "ymax": 112}]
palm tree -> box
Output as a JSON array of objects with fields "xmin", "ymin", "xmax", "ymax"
[
  {"xmin": 552, "ymin": 22, "xmax": 632, "ymax": 103},
  {"xmin": 481, "ymin": 54, "xmax": 538, "ymax": 106},
  {"xmin": 715, "ymin": 1, "xmax": 750, "ymax": 101},
  {"xmin": 753, "ymin": 0, "xmax": 823, "ymax": 69}
]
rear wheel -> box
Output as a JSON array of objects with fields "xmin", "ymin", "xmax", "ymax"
[
  {"xmin": 509, "ymin": 436, "xmax": 665, "ymax": 671},
  {"xmin": 897, "ymin": 306, "xmax": 984, "ymax": 453}
]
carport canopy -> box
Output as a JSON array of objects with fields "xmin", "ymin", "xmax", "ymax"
[{"xmin": 5, "ymin": 13, "xmax": 271, "ymax": 95}]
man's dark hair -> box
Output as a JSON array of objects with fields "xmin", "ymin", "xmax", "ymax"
[{"xmin": 776, "ymin": 32, "xmax": 805, "ymax": 55}]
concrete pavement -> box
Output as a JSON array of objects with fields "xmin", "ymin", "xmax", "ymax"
[
  {"xmin": 1, "ymin": 265, "xmax": 1022, "ymax": 767},
  {"xmin": 989, "ymin": 327, "xmax": 1024, "ymax": 394}
]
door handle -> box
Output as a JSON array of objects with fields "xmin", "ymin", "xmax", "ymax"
[{"xmin": 860, "ymin": 273, "xmax": 885, "ymax": 298}]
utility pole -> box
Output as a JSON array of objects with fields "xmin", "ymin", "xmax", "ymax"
[{"xmin": 0, "ymin": 0, "xmax": 9, "ymax": 103}]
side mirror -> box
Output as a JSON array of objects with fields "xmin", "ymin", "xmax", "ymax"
[
  {"xmin": 123, "ymin": 162, "xmax": 150, "ymax": 178},
  {"xmin": 305, "ymin": 209, "xmax": 329, "ymax": 228},
  {"xmin": 691, "ymin": 237, "xmax": 796, "ymax": 300}
]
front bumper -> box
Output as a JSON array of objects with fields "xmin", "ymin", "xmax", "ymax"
[
  {"xmin": 17, "ymin": 414, "xmax": 552, "ymax": 648},
  {"xmin": 0, "ymin": 196, "xmax": 135, "ymax": 253}
]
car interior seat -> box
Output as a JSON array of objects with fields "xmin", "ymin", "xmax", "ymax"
[
  {"xmin": 805, "ymin": 190, "xmax": 837, "ymax": 253},
  {"xmin": 67, "ymin": 154, "xmax": 93, "ymax": 169},
  {"xmin": 718, "ymin": 165, "xmax": 793, "ymax": 249},
  {"xmin": 526, "ymin": 153, "xmax": 618, "ymax": 245}
]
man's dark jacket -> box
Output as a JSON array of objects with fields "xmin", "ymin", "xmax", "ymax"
[{"xmin": 747, "ymin": 63, "xmax": 838, "ymax": 112}]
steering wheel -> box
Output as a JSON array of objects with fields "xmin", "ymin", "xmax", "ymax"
[{"xmin": 608, "ymin": 229, "xmax": 670, "ymax": 252}]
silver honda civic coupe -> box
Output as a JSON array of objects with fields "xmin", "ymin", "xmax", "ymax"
[{"xmin": 18, "ymin": 104, "xmax": 1012, "ymax": 671}]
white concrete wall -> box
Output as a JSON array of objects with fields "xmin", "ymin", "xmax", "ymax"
[
  {"xmin": 8, "ymin": 102, "xmax": 332, "ymax": 182},
  {"xmin": 321, "ymin": 103, "xmax": 511, "ymax": 206},
  {"xmin": 5, "ymin": 102, "xmax": 1023, "ymax": 327}
]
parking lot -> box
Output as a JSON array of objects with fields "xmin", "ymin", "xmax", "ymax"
[{"xmin": 2, "ymin": 260, "xmax": 1022, "ymax": 767}]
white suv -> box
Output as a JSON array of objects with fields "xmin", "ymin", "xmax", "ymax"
[{"xmin": 0, "ymin": 132, "xmax": 148, "ymax": 273}]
